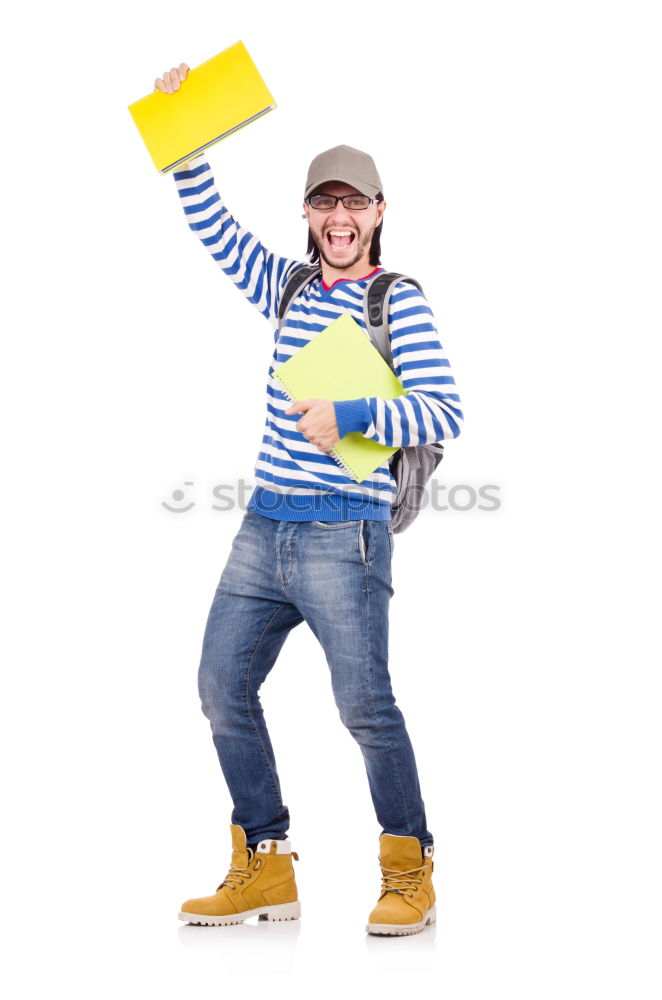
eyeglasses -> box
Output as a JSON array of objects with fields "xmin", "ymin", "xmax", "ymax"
[{"xmin": 306, "ymin": 193, "xmax": 380, "ymax": 211}]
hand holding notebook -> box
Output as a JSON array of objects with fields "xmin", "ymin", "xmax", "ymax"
[
  {"xmin": 128, "ymin": 41, "xmax": 277, "ymax": 173},
  {"xmin": 273, "ymin": 312, "xmax": 407, "ymax": 484}
]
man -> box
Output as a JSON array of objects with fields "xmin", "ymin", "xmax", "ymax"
[{"xmin": 156, "ymin": 63, "xmax": 463, "ymax": 936}]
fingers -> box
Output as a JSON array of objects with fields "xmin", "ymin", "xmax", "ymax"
[{"xmin": 154, "ymin": 62, "xmax": 190, "ymax": 94}]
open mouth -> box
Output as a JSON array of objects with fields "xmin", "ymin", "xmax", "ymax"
[{"xmin": 326, "ymin": 229, "xmax": 356, "ymax": 250}]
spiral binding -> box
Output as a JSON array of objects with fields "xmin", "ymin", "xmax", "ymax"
[
  {"xmin": 328, "ymin": 445, "xmax": 360, "ymax": 482},
  {"xmin": 272, "ymin": 372, "xmax": 360, "ymax": 482},
  {"xmin": 138, "ymin": 41, "xmax": 248, "ymax": 107}
]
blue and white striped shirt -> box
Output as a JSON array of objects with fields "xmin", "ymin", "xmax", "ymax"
[{"xmin": 173, "ymin": 153, "xmax": 463, "ymax": 522}]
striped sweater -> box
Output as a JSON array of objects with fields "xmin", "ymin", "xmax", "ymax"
[{"xmin": 173, "ymin": 153, "xmax": 463, "ymax": 522}]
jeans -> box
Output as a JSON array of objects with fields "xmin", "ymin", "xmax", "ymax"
[{"xmin": 197, "ymin": 510, "xmax": 433, "ymax": 847}]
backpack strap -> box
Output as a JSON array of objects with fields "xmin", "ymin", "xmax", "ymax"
[
  {"xmin": 277, "ymin": 263, "xmax": 322, "ymax": 336},
  {"xmin": 363, "ymin": 272, "xmax": 425, "ymax": 472},
  {"xmin": 363, "ymin": 272, "xmax": 424, "ymax": 368}
]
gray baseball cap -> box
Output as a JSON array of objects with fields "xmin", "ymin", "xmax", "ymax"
[{"xmin": 304, "ymin": 144, "xmax": 384, "ymax": 200}]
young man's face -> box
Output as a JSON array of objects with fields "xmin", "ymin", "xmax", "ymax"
[{"xmin": 303, "ymin": 180, "xmax": 386, "ymax": 271}]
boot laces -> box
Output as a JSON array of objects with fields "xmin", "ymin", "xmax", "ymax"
[
  {"xmin": 216, "ymin": 846, "xmax": 256, "ymax": 891},
  {"xmin": 380, "ymin": 860, "xmax": 426, "ymax": 896}
]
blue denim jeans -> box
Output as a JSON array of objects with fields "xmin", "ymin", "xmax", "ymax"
[{"xmin": 197, "ymin": 510, "xmax": 433, "ymax": 847}]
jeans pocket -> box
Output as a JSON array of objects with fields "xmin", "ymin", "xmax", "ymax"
[
  {"xmin": 358, "ymin": 519, "xmax": 369, "ymax": 566},
  {"xmin": 310, "ymin": 519, "xmax": 357, "ymax": 529}
]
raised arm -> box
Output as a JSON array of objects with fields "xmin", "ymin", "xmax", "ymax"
[
  {"xmin": 333, "ymin": 283, "xmax": 464, "ymax": 447},
  {"xmin": 172, "ymin": 153, "xmax": 302, "ymax": 327},
  {"xmin": 154, "ymin": 62, "xmax": 302, "ymax": 328}
]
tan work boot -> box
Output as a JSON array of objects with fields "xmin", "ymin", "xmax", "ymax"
[
  {"xmin": 366, "ymin": 833, "xmax": 436, "ymax": 935},
  {"xmin": 178, "ymin": 824, "xmax": 301, "ymax": 926}
]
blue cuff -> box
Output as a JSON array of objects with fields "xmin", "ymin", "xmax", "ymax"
[{"xmin": 334, "ymin": 398, "xmax": 372, "ymax": 439}]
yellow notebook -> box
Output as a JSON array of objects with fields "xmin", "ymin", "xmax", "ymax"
[
  {"xmin": 273, "ymin": 312, "xmax": 407, "ymax": 484},
  {"xmin": 127, "ymin": 41, "xmax": 276, "ymax": 173}
]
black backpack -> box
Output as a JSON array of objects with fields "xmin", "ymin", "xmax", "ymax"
[{"xmin": 277, "ymin": 265, "xmax": 444, "ymax": 533}]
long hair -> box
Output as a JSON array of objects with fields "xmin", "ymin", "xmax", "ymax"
[{"xmin": 306, "ymin": 194, "xmax": 384, "ymax": 267}]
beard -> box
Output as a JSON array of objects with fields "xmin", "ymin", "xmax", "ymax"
[{"xmin": 313, "ymin": 224, "xmax": 375, "ymax": 270}]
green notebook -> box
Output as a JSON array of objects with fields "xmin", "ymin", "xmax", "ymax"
[{"xmin": 272, "ymin": 311, "xmax": 406, "ymax": 483}]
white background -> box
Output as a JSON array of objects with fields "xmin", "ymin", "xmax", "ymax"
[{"xmin": 2, "ymin": 0, "xmax": 660, "ymax": 996}]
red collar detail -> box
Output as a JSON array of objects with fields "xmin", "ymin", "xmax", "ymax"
[{"xmin": 321, "ymin": 266, "xmax": 384, "ymax": 291}]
